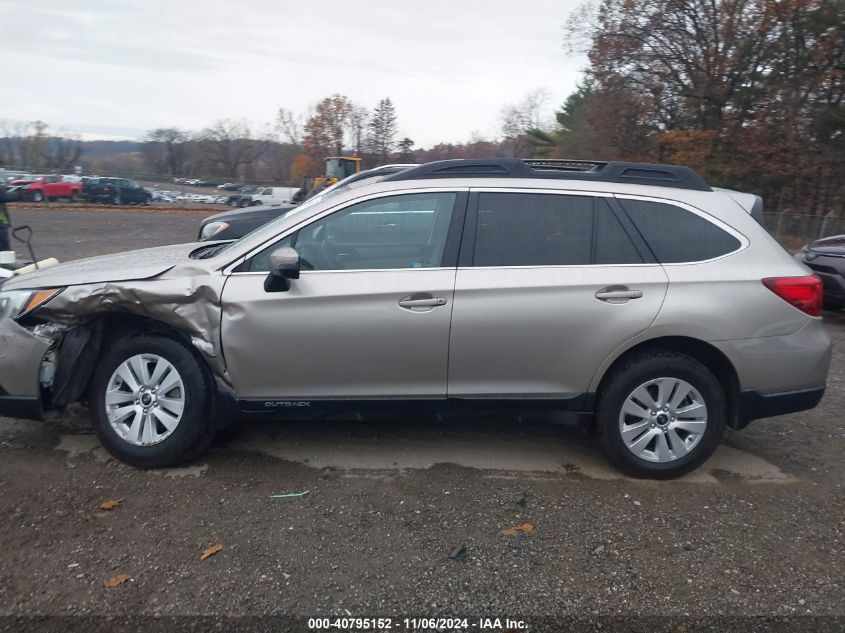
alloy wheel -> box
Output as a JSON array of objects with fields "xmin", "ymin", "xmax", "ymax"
[
  {"xmin": 104, "ymin": 354, "xmax": 185, "ymax": 446},
  {"xmin": 618, "ymin": 377, "xmax": 708, "ymax": 463}
]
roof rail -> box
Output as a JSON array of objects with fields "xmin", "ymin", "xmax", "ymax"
[{"xmin": 384, "ymin": 158, "xmax": 712, "ymax": 192}]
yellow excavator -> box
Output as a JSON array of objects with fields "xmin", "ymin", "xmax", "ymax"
[{"xmin": 293, "ymin": 156, "xmax": 362, "ymax": 203}]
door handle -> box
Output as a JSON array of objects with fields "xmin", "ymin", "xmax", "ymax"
[
  {"xmin": 595, "ymin": 287, "xmax": 643, "ymax": 303},
  {"xmin": 399, "ymin": 295, "xmax": 447, "ymax": 309}
]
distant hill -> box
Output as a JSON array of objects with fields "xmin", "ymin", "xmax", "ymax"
[{"xmin": 77, "ymin": 140, "xmax": 142, "ymax": 156}]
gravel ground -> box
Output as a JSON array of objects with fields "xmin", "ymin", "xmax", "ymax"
[{"xmin": 0, "ymin": 209, "xmax": 842, "ymax": 632}]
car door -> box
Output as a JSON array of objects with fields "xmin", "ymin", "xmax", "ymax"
[
  {"xmin": 447, "ymin": 189, "xmax": 668, "ymax": 401},
  {"xmin": 124, "ymin": 180, "xmax": 140, "ymax": 202},
  {"xmin": 220, "ymin": 190, "xmax": 467, "ymax": 402}
]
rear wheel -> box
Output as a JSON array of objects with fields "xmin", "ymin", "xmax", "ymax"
[
  {"xmin": 597, "ymin": 351, "xmax": 726, "ymax": 479},
  {"xmin": 89, "ymin": 335, "xmax": 217, "ymax": 467},
  {"xmin": 112, "ymin": 192, "xmax": 122, "ymax": 205},
  {"xmin": 31, "ymin": 191, "xmax": 44, "ymax": 203},
  {"xmin": 70, "ymin": 191, "xmax": 81, "ymax": 203}
]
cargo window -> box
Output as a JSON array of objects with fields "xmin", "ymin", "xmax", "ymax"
[{"xmin": 619, "ymin": 199, "xmax": 741, "ymax": 263}]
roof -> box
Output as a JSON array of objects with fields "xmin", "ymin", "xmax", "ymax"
[{"xmin": 384, "ymin": 159, "xmax": 712, "ymax": 192}]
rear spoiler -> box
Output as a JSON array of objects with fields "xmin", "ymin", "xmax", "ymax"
[{"xmin": 714, "ymin": 188, "xmax": 764, "ymax": 225}]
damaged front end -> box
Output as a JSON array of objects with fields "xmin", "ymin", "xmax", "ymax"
[
  {"xmin": 0, "ymin": 319, "xmax": 100, "ymax": 419},
  {"xmin": 0, "ymin": 242, "xmax": 232, "ymax": 421}
]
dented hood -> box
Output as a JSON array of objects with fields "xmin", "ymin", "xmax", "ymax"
[{"xmin": 1, "ymin": 243, "xmax": 203, "ymax": 290}]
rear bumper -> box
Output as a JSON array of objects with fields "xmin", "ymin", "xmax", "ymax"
[{"xmin": 735, "ymin": 386, "xmax": 825, "ymax": 429}]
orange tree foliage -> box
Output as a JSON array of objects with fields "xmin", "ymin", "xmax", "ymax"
[
  {"xmin": 556, "ymin": 0, "xmax": 845, "ymax": 213},
  {"xmin": 302, "ymin": 94, "xmax": 354, "ymax": 163}
]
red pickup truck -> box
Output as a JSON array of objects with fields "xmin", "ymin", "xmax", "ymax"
[{"xmin": 11, "ymin": 175, "xmax": 82, "ymax": 203}]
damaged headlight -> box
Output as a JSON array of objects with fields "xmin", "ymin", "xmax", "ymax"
[
  {"xmin": 200, "ymin": 221, "xmax": 230, "ymax": 240},
  {"xmin": 0, "ymin": 288, "xmax": 63, "ymax": 321}
]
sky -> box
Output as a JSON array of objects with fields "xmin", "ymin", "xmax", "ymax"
[{"xmin": 0, "ymin": 0, "xmax": 587, "ymax": 147}]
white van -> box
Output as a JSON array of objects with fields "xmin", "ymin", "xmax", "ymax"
[{"xmin": 250, "ymin": 186, "xmax": 298, "ymax": 206}]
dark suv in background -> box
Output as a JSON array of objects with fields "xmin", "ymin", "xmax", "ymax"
[
  {"xmin": 795, "ymin": 235, "xmax": 845, "ymax": 309},
  {"xmin": 82, "ymin": 178, "xmax": 152, "ymax": 205}
]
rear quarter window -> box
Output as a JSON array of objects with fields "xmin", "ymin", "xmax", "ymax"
[{"xmin": 619, "ymin": 199, "xmax": 741, "ymax": 263}]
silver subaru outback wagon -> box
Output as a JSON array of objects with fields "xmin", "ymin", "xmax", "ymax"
[{"xmin": 0, "ymin": 159, "xmax": 831, "ymax": 478}]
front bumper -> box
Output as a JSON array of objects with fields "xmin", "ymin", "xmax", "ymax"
[
  {"xmin": 0, "ymin": 392, "xmax": 42, "ymax": 420},
  {"xmin": 0, "ymin": 318, "xmax": 50, "ymax": 420}
]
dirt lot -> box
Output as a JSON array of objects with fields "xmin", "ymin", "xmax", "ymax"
[{"xmin": 0, "ymin": 207, "xmax": 843, "ymax": 631}]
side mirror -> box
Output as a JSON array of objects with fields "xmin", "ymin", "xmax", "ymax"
[{"xmin": 264, "ymin": 246, "xmax": 300, "ymax": 292}]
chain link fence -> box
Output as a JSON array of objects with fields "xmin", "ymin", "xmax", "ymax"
[{"xmin": 763, "ymin": 212, "xmax": 844, "ymax": 251}]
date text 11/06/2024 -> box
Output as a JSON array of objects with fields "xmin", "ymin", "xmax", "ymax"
[{"xmin": 307, "ymin": 617, "xmax": 527, "ymax": 630}]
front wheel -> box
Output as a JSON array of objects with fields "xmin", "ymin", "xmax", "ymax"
[
  {"xmin": 112, "ymin": 193, "xmax": 122, "ymax": 205},
  {"xmin": 31, "ymin": 191, "xmax": 44, "ymax": 203},
  {"xmin": 89, "ymin": 335, "xmax": 217, "ymax": 467},
  {"xmin": 597, "ymin": 351, "xmax": 727, "ymax": 479}
]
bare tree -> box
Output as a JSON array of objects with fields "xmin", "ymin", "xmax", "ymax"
[
  {"xmin": 347, "ymin": 105, "xmax": 370, "ymax": 156},
  {"xmin": 199, "ymin": 119, "xmax": 267, "ymax": 179},
  {"xmin": 500, "ymin": 89, "xmax": 552, "ymax": 156},
  {"xmin": 42, "ymin": 132, "xmax": 83, "ymax": 170},
  {"xmin": 143, "ymin": 128, "xmax": 189, "ymax": 175},
  {"xmin": 275, "ymin": 108, "xmax": 304, "ymax": 146}
]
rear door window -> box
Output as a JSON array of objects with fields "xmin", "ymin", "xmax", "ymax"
[
  {"xmin": 594, "ymin": 199, "xmax": 644, "ymax": 265},
  {"xmin": 474, "ymin": 193, "xmax": 593, "ymax": 266},
  {"xmin": 619, "ymin": 199, "xmax": 741, "ymax": 263},
  {"xmin": 471, "ymin": 192, "xmax": 644, "ymax": 266}
]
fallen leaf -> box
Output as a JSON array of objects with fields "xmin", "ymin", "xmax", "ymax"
[
  {"xmin": 104, "ymin": 574, "xmax": 131, "ymax": 588},
  {"xmin": 500, "ymin": 523, "xmax": 534, "ymax": 536},
  {"xmin": 100, "ymin": 499, "xmax": 124, "ymax": 511},
  {"xmin": 200, "ymin": 544, "xmax": 223, "ymax": 560}
]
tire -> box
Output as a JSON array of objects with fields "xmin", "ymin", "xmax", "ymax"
[
  {"xmin": 32, "ymin": 191, "xmax": 44, "ymax": 203},
  {"xmin": 70, "ymin": 192, "xmax": 81, "ymax": 203},
  {"xmin": 113, "ymin": 192, "xmax": 122, "ymax": 205},
  {"xmin": 596, "ymin": 351, "xmax": 727, "ymax": 479},
  {"xmin": 89, "ymin": 335, "xmax": 217, "ymax": 468},
  {"xmin": 143, "ymin": 195, "xmax": 152, "ymax": 206}
]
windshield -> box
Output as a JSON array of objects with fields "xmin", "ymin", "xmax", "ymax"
[{"xmin": 214, "ymin": 172, "xmax": 395, "ymax": 258}]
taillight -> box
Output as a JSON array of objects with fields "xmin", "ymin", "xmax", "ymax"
[{"xmin": 762, "ymin": 275, "xmax": 823, "ymax": 317}]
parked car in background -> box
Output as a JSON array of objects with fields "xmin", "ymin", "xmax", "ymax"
[
  {"xmin": 249, "ymin": 186, "xmax": 299, "ymax": 206},
  {"xmin": 82, "ymin": 178, "xmax": 152, "ymax": 205},
  {"xmin": 199, "ymin": 164, "xmax": 417, "ymax": 240},
  {"xmin": 10, "ymin": 175, "xmax": 82, "ymax": 203},
  {"xmin": 151, "ymin": 191, "xmax": 176, "ymax": 203},
  {"xmin": 217, "ymin": 183, "xmax": 243, "ymax": 191},
  {"xmin": 224, "ymin": 186, "xmax": 259, "ymax": 208},
  {"xmin": 795, "ymin": 235, "xmax": 845, "ymax": 309}
]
